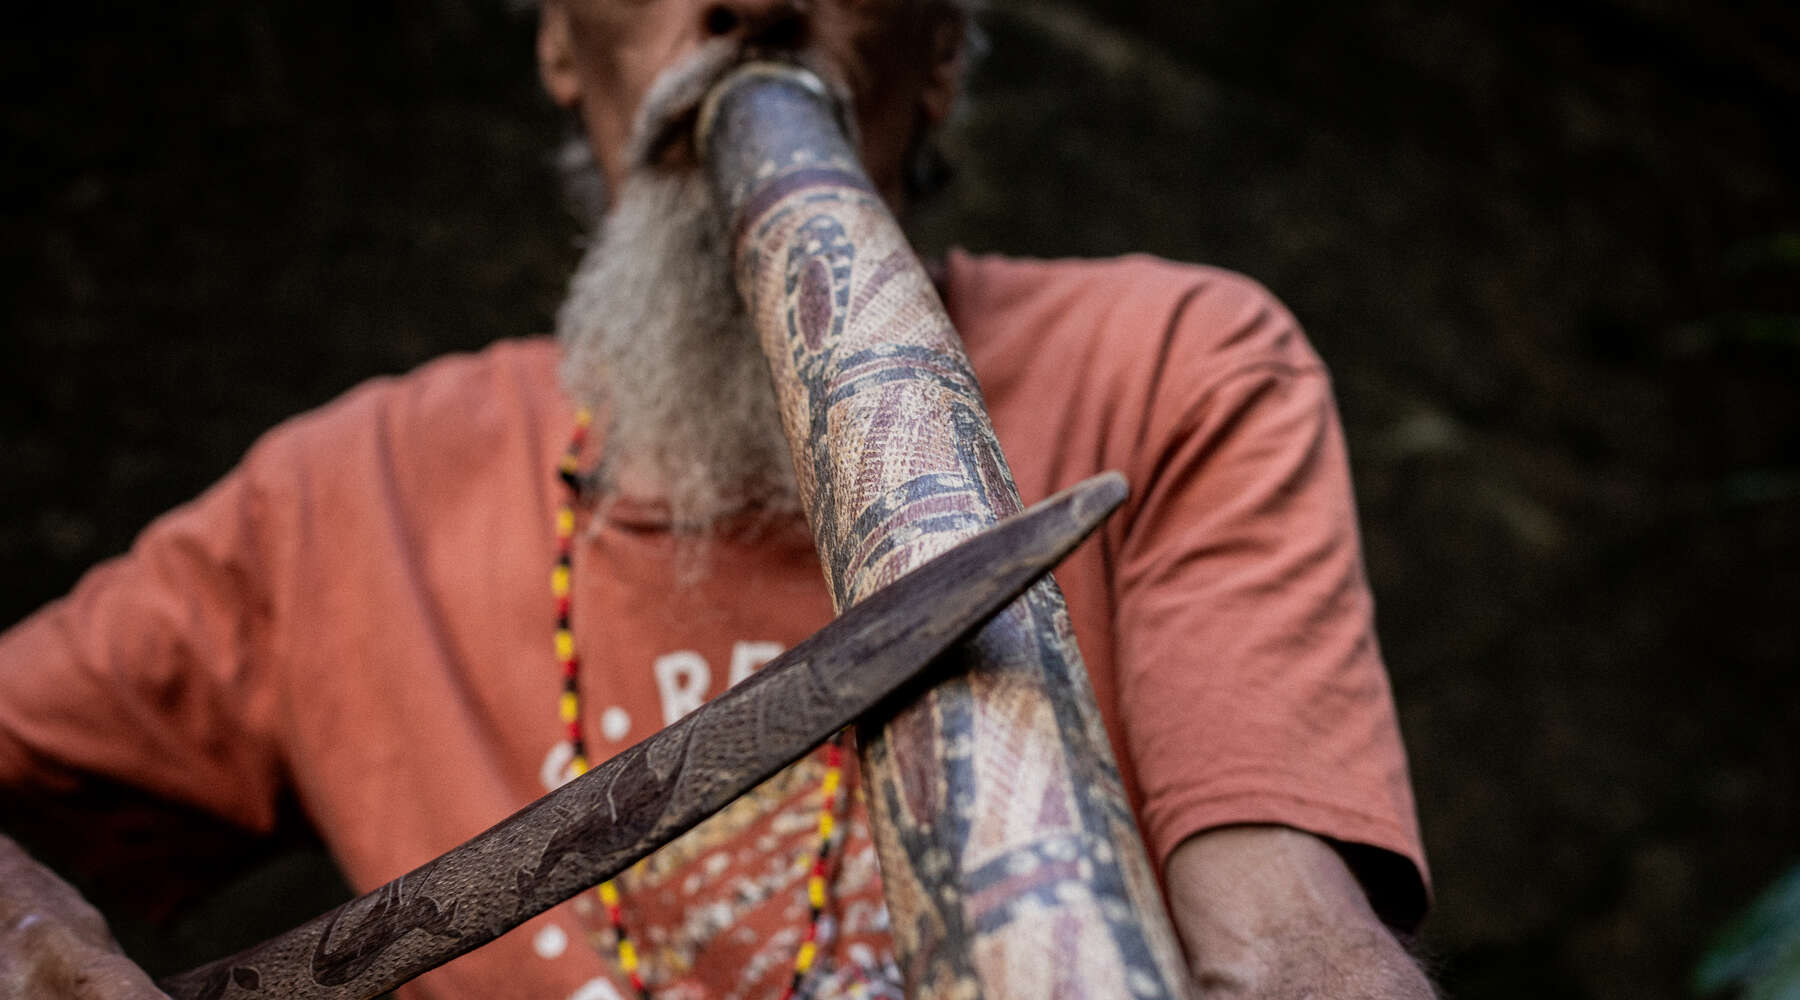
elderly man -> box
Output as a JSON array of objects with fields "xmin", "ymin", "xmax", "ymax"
[{"xmin": 0, "ymin": 0, "xmax": 1434, "ymax": 997}]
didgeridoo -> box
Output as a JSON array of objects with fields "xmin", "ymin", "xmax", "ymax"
[{"xmin": 699, "ymin": 64, "xmax": 1191, "ymax": 998}]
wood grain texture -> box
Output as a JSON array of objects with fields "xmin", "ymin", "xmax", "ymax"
[
  {"xmin": 702, "ymin": 63, "xmax": 1191, "ymax": 1000},
  {"xmin": 158, "ymin": 479, "xmax": 1124, "ymax": 1000}
]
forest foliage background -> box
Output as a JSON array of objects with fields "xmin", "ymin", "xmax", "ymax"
[{"xmin": 2, "ymin": 1, "xmax": 1796, "ymax": 997}]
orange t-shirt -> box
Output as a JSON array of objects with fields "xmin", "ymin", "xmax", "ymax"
[{"xmin": 0, "ymin": 253, "xmax": 1426, "ymax": 999}]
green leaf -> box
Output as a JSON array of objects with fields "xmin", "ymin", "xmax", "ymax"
[
  {"xmin": 1744, "ymin": 937, "xmax": 1800, "ymax": 1000},
  {"xmin": 1696, "ymin": 863, "xmax": 1800, "ymax": 997}
]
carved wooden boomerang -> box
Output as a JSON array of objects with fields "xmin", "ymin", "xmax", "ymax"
[{"xmin": 157, "ymin": 472, "xmax": 1128, "ymax": 1000}]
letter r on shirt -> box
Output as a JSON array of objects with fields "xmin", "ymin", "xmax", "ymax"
[{"xmin": 654, "ymin": 650, "xmax": 710, "ymax": 726}]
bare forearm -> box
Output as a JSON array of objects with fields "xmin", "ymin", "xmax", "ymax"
[
  {"xmin": 1168, "ymin": 826, "xmax": 1435, "ymax": 1000},
  {"xmin": 1188, "ymin": 922, "xmax": 1433, "ymax": 1000},
  {"xmin": 0, "ymin": 834, "xmax": 167, "ymax": 999}
]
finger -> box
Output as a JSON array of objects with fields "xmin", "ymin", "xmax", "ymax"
[
  {"xmin": 65, "ymin": 950, "xmax": 170, "ymax": 1000},
  {"xmin": 1, "ymin": 919, "xmax": 166, "ymax": 1000}
]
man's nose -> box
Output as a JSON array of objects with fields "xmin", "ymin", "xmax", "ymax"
[{"xmin": 698, "ymin": 0, "xmax": 808, "ymax": 48}]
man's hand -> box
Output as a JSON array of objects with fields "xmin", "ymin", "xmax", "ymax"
[
  {"xmin": 0, "ymin": 835, "xmax": 168, "ymax": 999},
  {"xmin": 1165, "ymin": 825, "xmax": 1434, "ymax": 999}
]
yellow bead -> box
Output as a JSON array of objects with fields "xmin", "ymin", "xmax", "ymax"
[
  {"xmin": 821, "ymin": 770, "xmax": 841, "ymax": 797},
  {"xmin": 555, "ymin": 629, "xmax": 575, "ymax": 661},
  {"xmin": 571, "ymin": 755, "xmax": 589, "ymax": 776},
  {"xmin": 618, "ymin": 940, "xmax": 638, "ymax": 972},
  {"xmin": 552, "ymin": 566, "xmax": 571, "ymax": 598},
  {"xmin": 818, "ymin": 812, "xmax": 835, "ymax": 841},
  {"xmin": 795, "ymin": 941, "xmax": 817, "ymax": 973},
  {"xmin": 556, "ymin": 509, "xmax": 576, "ymax": 537},
  {"xmin": 559, "ymin": 692, "xmax": 579, "ymax": 724},
  {"xmin": 599, "ymin": 881, "xmax": 620, "ymax": 907},
  {"xmin": 808, "ymin": 875, "xmax": 826, "ymax": 909},
  {"xmin": 575, "ymin": 408, "xmax": 593, "ymax": 427}
]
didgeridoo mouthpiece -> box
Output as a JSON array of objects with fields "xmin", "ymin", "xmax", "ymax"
[{"xmin": 696, "ymin": 61, "xmax": 867, "ymax": 233}]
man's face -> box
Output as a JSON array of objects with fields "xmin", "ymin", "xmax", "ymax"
[
  {"xmin": 538, "ymin": 0, "xmax": 959, "ymax": 206},
  {"xmin": 546, "ymin": 0, "xmax": 961, "ymax": 535}
]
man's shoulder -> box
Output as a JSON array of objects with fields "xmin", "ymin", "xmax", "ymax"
[
  {"xmin": 945, "ymin": 250, "xmax": 1287, "ymax": 317},
  {"xmin": 946, "ymin": 250, "xmax": 1320, "ymax": 389},
  {"xmin": 272, "ymin": 337, "xmax": 562, "ymax": 440},
  {"xmin": 242, "ymin": 337, "xmax": 569, "ymax": 492}
]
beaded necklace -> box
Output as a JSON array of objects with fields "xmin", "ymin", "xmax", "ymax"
[{"xmin": 552, "ymin": 407, "xmax": 847, "ymax": 1000}]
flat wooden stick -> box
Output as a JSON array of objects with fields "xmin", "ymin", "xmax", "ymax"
[{"xmin": 701, "ymin": 63, "xmax": 1190, "ymax": 1000}]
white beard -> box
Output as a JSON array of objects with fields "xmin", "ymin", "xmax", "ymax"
[{"xmin": 554, "ymin": 167, "xmax": 800, "ymax": 536}]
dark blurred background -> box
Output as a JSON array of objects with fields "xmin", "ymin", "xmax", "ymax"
[{"xmin": 3, "ymin": 1, "xmax": 1797, "ymax": 997}]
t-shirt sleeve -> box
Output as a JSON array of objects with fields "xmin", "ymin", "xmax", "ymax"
[
  {"xmin": 0, "ymin": 438, "xmax": 291, "ymax": 840},
  {"xmin": 1113, "ymin": 275, "xmax": 1429, "ymax": 928}
]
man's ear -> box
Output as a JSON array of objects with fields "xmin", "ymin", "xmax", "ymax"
[
  {"xmin": 538, "ymin": 2, "xmax": 582, "ymax": 109},
  {"xmin": 919, "ymin": 14, "xmax": 966, "ymax": 126}
]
